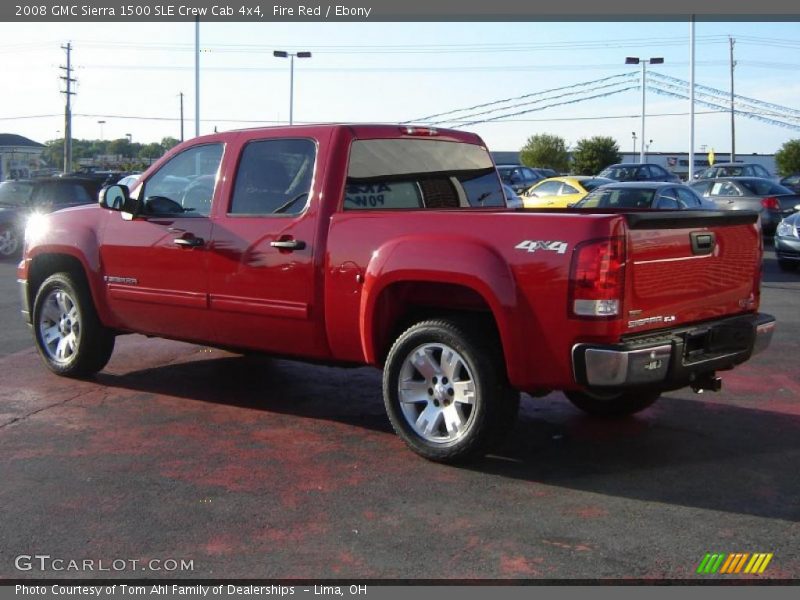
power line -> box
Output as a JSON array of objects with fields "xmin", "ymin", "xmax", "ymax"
[
  {"xmin": 406, "ymin": 72, "xmax": 637, "ymax": 123},
  {"xmin": 428, "ymin": 80, "xmax": 640, "ymax": 127},
  {"xmin": 456, "ymin": 86, "xmax": 641, "ymax": 128}
]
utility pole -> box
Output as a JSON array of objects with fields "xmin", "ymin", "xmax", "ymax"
[
  {"xmin": 60, "ymin": 42, "xmax": 76, "ymax": 174},
  {"xmin": 689, "ymin": 16, "xmax": 696, "ymax": 180},
  {"xmin": 195, "ymin": 17, "xmax": 200, "ymax": 137},
  {"xmin": 179, "ymin": 92, "xmax": 185, "ymax": 142},
  {"xmin": 729, "ymin": 36, "xmax": 736, "ymax": 163}
]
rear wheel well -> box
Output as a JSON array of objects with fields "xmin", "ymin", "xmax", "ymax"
[{"xmin": 372, "ymin": 281, "xmax": 506, "ymax": 371}]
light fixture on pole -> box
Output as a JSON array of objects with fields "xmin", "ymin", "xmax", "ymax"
[
  {"xmin": 625, "ymin": 56, "xmax": 664, "ymax": 163},
  {"xmin": 632, "ymin": 131, "xmax": 637, "ymax": 156},
  {"xmin": 97, "ymin": 120, "xmax": 106, "ymax": 141},
  {"xmin": 125, "ymin": 133, "xmax": 132, "ymax": 143},
  {"xmin": 273, "ymin": 50, "xmax": 312, "ymax": 125}
]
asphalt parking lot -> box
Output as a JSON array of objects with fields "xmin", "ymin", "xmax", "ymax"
[{"xmin": 0, "ymin": 251, "xmax": 798, "ymax": 580}]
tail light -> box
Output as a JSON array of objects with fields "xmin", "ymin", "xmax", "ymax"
[
  {"xmin": 761, "ymin": 197, "xmax": 780, "ymax": 210},
  {"xmin": 568, "ymin": 237, "xmax": 626, "ymax": 319}
]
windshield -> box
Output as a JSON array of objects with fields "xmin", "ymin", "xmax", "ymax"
[
  {"xmin": 0, "ymin": 181, "xmax": 34, "ymax": 206},
  {"xmin": 738, "ymin": 180, "xmax": 792, "ymax": 196},
  {"xmin": 345, "ymin": 138, "xmax": 505, "ymax": 210},
  {"xmin": 575, "ymin": 187, "xmax": 656, "ymax": 209}
]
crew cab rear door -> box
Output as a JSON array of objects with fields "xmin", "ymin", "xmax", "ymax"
[{"xmin": 205, "ymin": 132, "xmax": 328, "ymax": 357}]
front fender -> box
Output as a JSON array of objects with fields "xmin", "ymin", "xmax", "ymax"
[
  {"xmin": 21, "ymin": 211, "xmax": 110, "ymax": 326},
  {"xmin": 359, "ymin": 234, "xmax": 525, "ymax": 382}
]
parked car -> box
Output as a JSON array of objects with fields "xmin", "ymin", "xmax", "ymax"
[
  {"xmin": 572, "ymin": 182, "xmax": 715, "ymax": 210},
  {"xmin": 496, "ymin": 164, "xmax": 544, "ymax": 194},
  {"xmin": 532, "ymin": 167, "xmax": 558, "ymax": 179},
  {"xmin": 779, "ymin": 173, "xmax": 800, "ymax": 194},
  {"xmin": 501, "ymin": 184, "xmax": 523, "ymax": 210},
  {"xmin": 522, "ymin": 176, "xmax": 613, "ymax": 208},
  {"xmin": 775, "ymin": 212, "xmax": 800, "ymax": 271},
  {"xmin": 598, "ymin": 163, "xmax": 681, "ymax": 183},
  {"xmin": 0, "ymin": 177, "xmax": 104, "ymax": 257},
  {"xmin": 695, "ymin": 163, "xmax": 776, "ymax": 181},
  {"xmin": 18, "ymin": 124, "xmax": 774, "ymax": 463},
  {"xmin": 689, "ymin": 177, "xmax": 800, "ymax": 234}
]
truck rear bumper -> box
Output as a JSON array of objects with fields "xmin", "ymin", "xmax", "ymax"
[{"xmin": 572, "ymin": 313, "xmax": 775, "ymax": 390}]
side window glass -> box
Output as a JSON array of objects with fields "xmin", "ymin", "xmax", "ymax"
[
  {"xmin": 532, "ymin": 181, "xmax": 559, "ymax": 195},
  {"xmin": 143, "ymin": 143, "xmax": 224, "ymax": 216},
  {"xmin": 560, "ymin": 184, "xmax": 579, "ymax": 195},
  {"xmin": 230, "ymin": 139, "xmax": 316, "ymax": 216},
  {"xmin": 676, "ymin": 188, "xmax": 700, "ymax": 207}
]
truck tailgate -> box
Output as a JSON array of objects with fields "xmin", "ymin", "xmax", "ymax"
[{"xmin": 624, "ymin": 211, "xmax": 761, "ymax": 334}]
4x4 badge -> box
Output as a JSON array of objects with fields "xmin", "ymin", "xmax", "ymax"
[{"xmin": 515, "ymin": 240, "xmax": 569, "ymax": 255}]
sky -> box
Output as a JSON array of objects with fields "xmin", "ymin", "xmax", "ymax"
[{"xmin": 1, "ymin": 20, "xmax": 799, "ymax": 155}]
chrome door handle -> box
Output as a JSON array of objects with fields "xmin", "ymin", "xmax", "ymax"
[
  {"xmin": 270, "ymin": 239, "xmax": 306, "ymax": 250},
  {"xmin": 173, "ymin": 236, "xmax": 205, "ymax": 248}
]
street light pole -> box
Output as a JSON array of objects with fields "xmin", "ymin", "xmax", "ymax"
[
  {"xmin": 274, "ymin": 50, "xmax": 312, "ymax": 125},
  {"xmin": 626, "ymin": 56, "xmax": 663, "ymax": 164},
  {"xmin": 632, "ymin": 131, "xmax": 637, "ymax": 156},
  {"xmin": 640, "ymin": 60, "xmax": 646, "ymax": 164}
]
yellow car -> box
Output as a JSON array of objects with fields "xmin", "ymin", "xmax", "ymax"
[{"xmin": 522, "ymin": 176, "xmax": 614, "ymax": 208}]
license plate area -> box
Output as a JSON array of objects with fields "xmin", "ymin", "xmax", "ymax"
[{"xmin": 682, "ymin": 321, "xmax": 754, "ymax": 364}]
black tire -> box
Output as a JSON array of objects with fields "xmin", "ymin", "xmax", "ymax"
[
  {"xmin": 0, "ymin": 225, "xmax": 21, "ymax": 258},
  {"xmin": 383, "ymin": 318, "xmax": 519, "ymax": 463},
  {"xmin": 565, "ymin": 389, "xmax": 660, "ymax": 417},
  {"xmin": 777, "ymin": 259, "xmax": 797, "ymax": 272},
  {"xmin": 32, "ymin": 272, "xmax": 115, "ymax": 377}
]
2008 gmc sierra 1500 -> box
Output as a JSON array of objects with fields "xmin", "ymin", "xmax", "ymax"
[{"xmin": 18, "ymin": 124, "xmax": 775, "ymax": 462}]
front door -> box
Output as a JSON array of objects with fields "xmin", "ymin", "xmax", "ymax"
[{"xmin": 99, "ymin": 142, "xmax": 224, "ymax": 342}]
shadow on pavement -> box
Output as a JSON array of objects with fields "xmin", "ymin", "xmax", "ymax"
[{"xmin": 96, "ymin": 351, "xmax": 800, "ymax": 522}]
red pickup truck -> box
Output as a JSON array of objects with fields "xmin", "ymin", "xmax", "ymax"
[{"xmin": 18, "ymin": 124, "xmax": 775, "ymax": 462}]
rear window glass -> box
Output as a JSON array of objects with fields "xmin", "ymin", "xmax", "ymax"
[
  {"xmin": 582, "ymin": 178, "xmax": 610, "ymax": 192},
  {"xmin": 738, "ymin": 180, "xmax": 791, "ymax": 196},
  {"xmin": 345, "ymin": 139, "xmax": 504, "ymax": 210},
  {"xmin": 0, "ymin": 181, "xmax": 34, "ymax": 206},
  {"xmin": 576, "ymin": 188, "xmax": 656, "ymax": 209}
]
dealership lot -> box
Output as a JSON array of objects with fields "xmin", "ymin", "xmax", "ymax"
[{"xmin": 0, "ymin": 254, "xmax": 798, "ymax": 580}]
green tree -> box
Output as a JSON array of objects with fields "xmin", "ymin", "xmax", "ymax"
[
  {"xmin": 571, "ymin": 136, "xmax": 621, "ymax": 175},
  {"xmin": 519, "ymin": 134, "xmax": 570, "ymax": 173},
  {"xmin": 139, "ymin": 142, "xmax": 164, "ymax": 160},
  {"xmin": 160, "ymin": 137, "xmax": 180, "ymax": 152},
  {"xmin": 775, "ymin": 139, "xmax": 800, "ymax": 176}
]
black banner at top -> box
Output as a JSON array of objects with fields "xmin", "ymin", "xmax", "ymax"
[{"xmin": 3, "ymin": 0, "xmax": 800, "ymax": 22}]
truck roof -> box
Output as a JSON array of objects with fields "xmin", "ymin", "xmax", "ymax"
[{"xmin": 191, "ymin": 123, "xmax": 484, "ymax": 146}]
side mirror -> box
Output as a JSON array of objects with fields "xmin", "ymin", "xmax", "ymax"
[{"xmin": 99, "ymin": 184, "xmax": 135, "ymax": 212}]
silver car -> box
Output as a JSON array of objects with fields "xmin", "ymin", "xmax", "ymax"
[{"xmin": 690, "ymin": 177, "xmax": 800, "ymax": 234}]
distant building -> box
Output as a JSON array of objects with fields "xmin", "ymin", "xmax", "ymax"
[{"xmin": 0, "ymin": 134, "xmax": 45, "ymax": 181}]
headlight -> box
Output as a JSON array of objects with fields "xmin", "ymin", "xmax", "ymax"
[
  {"xmin": 776, "ymin": 220, "xmax": 798, "ymax": 238},
  {"xmin": 24, "ymin": 212, "xmax": 49, "ymax": 242}
]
